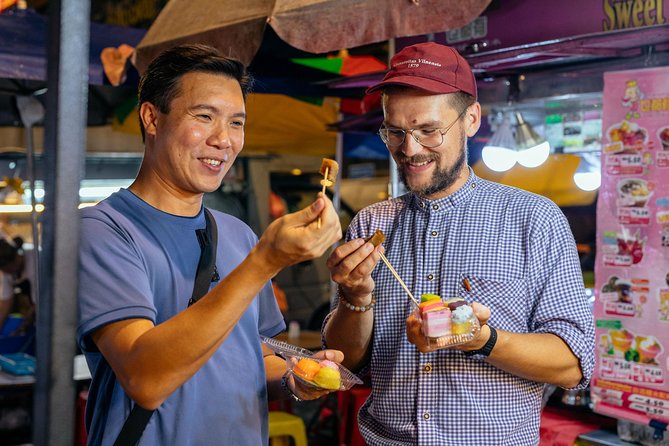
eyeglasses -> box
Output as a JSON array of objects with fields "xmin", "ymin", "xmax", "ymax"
[{"xmin": 378, "ymin": 108, "xmax": 467, "ymax": 148}]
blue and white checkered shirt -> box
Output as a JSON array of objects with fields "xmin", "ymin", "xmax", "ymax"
[{"xmin": 327, "ymin": 170, "xmax": 595, "ymax": 446}]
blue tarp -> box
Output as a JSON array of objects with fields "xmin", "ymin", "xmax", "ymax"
[
  {"xmin": 343, "ymin": 132, "xmax": 388, "ymax": 159},
  {"xmin": 0, "ymin": 8, "xmax": 145, "ymax": 85}
]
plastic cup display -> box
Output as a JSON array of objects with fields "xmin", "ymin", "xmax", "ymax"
[
  {"xmin": 636, "ymin": 336, "xmax": 661, "ymax": 363},
  {"xmin": 609, "ymin": 330, "xmax": 634, "ymax": 356}
]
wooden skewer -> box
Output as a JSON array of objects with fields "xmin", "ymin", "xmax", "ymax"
[
  {"xmin": 317, "ymin": 166, "xmax": 329, "ymax": 229},
  {"xmin": 378, "ymin": 252, "xmax": 420, "ymax": 309}
]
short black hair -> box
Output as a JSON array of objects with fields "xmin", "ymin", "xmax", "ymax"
[{"xmin": 137, "ymin": 44, "xmax": 254, "ymax": 141}]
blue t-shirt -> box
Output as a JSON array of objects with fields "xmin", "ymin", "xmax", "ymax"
[{"xmin": 77, "ymin": 189, "xmax": 285, "ymax": 446}]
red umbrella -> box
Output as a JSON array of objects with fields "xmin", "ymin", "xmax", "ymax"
[{"xmin": 133, "ymin": 0, "xmax": 492, "ymax": 73}]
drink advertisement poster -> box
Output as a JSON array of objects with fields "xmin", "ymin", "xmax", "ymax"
[{"xmin": 593, "ymin": 66, "xmax": 669, "ymax": 424}]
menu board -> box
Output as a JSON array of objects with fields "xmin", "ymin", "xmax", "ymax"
[{"xmin": 592, "ymin": 66, "xmax": 669, "ymax": 423}]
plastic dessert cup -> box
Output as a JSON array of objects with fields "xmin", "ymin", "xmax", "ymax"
[
  {"xmin": 637, "ymin": 337, "xmax": 661, "ymax": 363},
  {"xmin": 261, "ymin": 336, "xmax": 362, "ymax": 391},
  {"xmin": 414, "ymin": 306, "xmax": 481, "ymax": 350},
  {"xmin": 610, "ymin": 330, "xmax": 633, "ymax": 355},
  {"xmin": 286, "ymin": 353, "xmax": 361, "ymax": 391}
]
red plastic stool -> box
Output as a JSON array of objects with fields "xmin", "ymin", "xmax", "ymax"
[
  {"xmin": 76, "ymin": 390, "xmax": 88, "ymax": 446},
  {"xmin": 338, "ymin": 386, "xmax": 371, "ymax": 446}
]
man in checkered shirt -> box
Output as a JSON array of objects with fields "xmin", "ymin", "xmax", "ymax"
[{"xmin": 323, "ymin": 42, "xmax": 595, "ymax": 445}]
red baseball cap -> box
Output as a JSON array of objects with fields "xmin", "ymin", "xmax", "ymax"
[{"xmin": 366, "ymin": 42, "xmax": 477, "ymax": 99}]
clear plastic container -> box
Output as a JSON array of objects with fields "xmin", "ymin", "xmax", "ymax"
[
  {"xmin": 261, "ymin": 336, "xmax": 362, "ymax": 391},
  {"xmin": 414, "ymin": 302, "xmax": 480, "ymax": 351}
]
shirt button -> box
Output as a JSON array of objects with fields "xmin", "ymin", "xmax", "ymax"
[
  {"xmin": 419, "ymin": 202, "xmax": 425, "ymax": 208},
  {"xmin": 471, "ymin": 183, "xmax": 476, "ymax": 189},
  {"xmin": 423, "ymin": 363, "xmax": 432, "ymax": 373},
  {"xmin": 423, "ymin": 412, "xmax": 430, "ymax": 420},
  {"xmin": 427, "ymin": 274, "xmax": 434, "ymax": 281},
  {"xmin": 431, "ymin": 230, "xmax": 438, "ymax": 237},
  {"xmin": 432, "ymin": 204, "xmax": 439, "ymax": 210}
]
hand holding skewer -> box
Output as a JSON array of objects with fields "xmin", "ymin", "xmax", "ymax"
[
  {"xmin": 317, "ymin": 159, "xmax": 339, "ymax": 228},
  {"xmin": 366, "ymin": 230, "xmax": 420, "ymax": 309}
]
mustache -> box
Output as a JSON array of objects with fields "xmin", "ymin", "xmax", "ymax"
[{"xmin": 396, "ymin": 154, "xmax": 437, "ymax": 165}]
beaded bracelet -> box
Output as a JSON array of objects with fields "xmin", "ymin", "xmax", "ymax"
[{"xmin": 340, "ymin": 295, "xmax": 376, "ymax": 312}]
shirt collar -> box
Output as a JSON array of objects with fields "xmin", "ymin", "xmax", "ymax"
[{"xmin": 410, "ymin": 167, "xmax": 479, "ymax": 213}]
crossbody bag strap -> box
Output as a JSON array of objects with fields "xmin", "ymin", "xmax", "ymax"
[
  {"xmin": 113, "ymin": 209, "xmax": 219, "ymax": 446},
  {"xmin": 189, "ymin": 208, "xmax": 218, "ymax": 306}
]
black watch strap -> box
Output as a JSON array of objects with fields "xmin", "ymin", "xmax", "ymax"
[{"xmin": 464, "ymin": 326, "xmax": 497, "ymax": 357}]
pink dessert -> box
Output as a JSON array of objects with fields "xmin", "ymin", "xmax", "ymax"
[
  {"xmin": 421, "ymin": 308, "xmax": 452, "ymax": 337},
  {"xmin": 319, "ymin": 360, "xmax": 339, "ymax": 370}
]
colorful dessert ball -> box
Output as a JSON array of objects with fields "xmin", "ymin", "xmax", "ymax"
[
  {"xmin": 293, "ymin": 358, "xmax": 320, "ymax": 380},
  {"xmin": 452, "ymin": 305, "xmax": 474, "ymax": 334},
  {"xmin": 319, "ymin": 360, "xmax": 339, "ymax": 370},
  {"xmin": 313, "ymin": 366, "xmax": 341, "ymax": 390},
  {"xmin": 445, "ymin": 298, "xmax": 468, "ymax": 311}
]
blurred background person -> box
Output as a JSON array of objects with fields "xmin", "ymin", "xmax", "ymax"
[{"xmin": 0, "ymin": 235, "xmax": 36, "ymax": 348}]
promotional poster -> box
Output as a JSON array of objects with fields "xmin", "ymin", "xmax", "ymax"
[{"xmin": 593, "ymin": 66, "xmax": 669, "ymax": 423}]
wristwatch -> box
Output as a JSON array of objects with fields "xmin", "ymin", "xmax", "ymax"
[{"xmin": 463, "ymin": 326, "xmax": 497, "ymax": 357}]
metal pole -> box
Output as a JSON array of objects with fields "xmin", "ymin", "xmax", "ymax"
[
  {"xmin": 386, "ymin": 38, "xmax": 403, "ymax": 198},
  {"xmin": 25, "ymin": 126, "xmax": 40, "ymax": 304},
  {"xmin": 34, "ymin": 0, "xmax": 89, "ymax": 444}
]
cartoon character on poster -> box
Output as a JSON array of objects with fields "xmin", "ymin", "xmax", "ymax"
[{"xmin": 622, "ymin": 79, "xmax": 643, "ymax": 120}]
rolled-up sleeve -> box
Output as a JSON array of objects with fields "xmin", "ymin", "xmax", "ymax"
[{"xmin": 528, "ymin": 202, "xmax": 595, "ymax": 389}]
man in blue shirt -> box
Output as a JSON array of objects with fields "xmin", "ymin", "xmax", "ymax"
[
  {"xmin": 78, "ymin": 44, "xmax": 343, "ymax": 446},
  {"xmin": 323, "ymin": 42, "xmax": 595, "ymax": 445}
]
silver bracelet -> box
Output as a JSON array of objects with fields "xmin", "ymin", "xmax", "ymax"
[
  {"xmin": 340, "ymin": 295, "xmax": 376, "ymax": 312},
  {"xmin": 280, "ymin": 371, "xmax": 303, "ymax": 402}
]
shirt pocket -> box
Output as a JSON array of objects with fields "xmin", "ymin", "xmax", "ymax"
[{"xmin": 457, "ymin": 274, "xmax": 531, "ymax": 333}]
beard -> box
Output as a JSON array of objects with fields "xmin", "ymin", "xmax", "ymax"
[{"xmin": 396, "ymin": 129, "xmax": 468, "ymax": 198}]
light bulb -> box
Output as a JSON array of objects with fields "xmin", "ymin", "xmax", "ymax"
[
  {"xmin": 574, "ymin": 171, "xmax": 601, "ymax": 191},
  {"xmin": 482, "ymin": 146, "xmax": 516, "ymax": 172},
  {"xmin": 516, "ymin": 141, "xmax": 550, "ymax": 168},
  {"xmin": 514, "ymin": 111, "xmax": 549, "ymax": 168},
  {"xmin": 573, "ymin": 153, "xmax": 601, "ymax": 191}
]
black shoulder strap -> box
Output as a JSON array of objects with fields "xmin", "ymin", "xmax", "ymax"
[
  {"xmin": 113, "ymin": 406, "xmax": 154, "ymax": 446},
  {"xmin": 113, "ymin": 209, "xmax": 218, "ymax": 446},
  {"xmin": 189, "ymin": 208, "xmax": 219, "ymax": 306}
]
